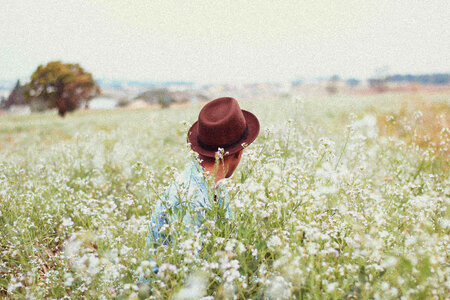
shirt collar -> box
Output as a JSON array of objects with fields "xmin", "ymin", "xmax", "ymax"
[{"xmin": 190, "ymin": 158, "xmax": 227, "ymax": 189}]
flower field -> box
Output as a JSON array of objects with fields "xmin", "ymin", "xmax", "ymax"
[{"xmin": 0, "ymin": 93, "xmax": 449, "ymax": 299}]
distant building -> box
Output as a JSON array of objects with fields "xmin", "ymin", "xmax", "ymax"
[{"xmin": 368, "ymin": 78, "xmax": 387, "ymax": 92}]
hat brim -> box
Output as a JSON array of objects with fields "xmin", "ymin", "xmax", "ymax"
[{"xmin": 187, "ymin": 110, "xmax": 260, "ymax": 158}]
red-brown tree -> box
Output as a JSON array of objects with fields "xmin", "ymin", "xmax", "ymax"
[{"xmin": 25, "ymin": 61, "xmax": 100, "ymax": 116}]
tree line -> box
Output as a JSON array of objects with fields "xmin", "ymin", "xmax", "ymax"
[{"xmin": 386, "ymin": 73, "xmax": 449, "ymax": 85}]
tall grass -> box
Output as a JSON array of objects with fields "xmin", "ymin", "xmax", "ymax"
[{"xmin": 0, "ymin": 93, "xmax": 448, "ymax": 299}]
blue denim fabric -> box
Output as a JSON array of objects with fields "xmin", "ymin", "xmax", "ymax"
[
  {"xmin": 146, "ymin": 161, "xmax": 230, "ymax": 249},
  {"xmin": 140, "ymin": 162, "xmax": 229, "ymax": 283}
]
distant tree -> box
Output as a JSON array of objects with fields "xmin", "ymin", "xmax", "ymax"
[
  {"xmin": 368, "ymin": 78, "xmax": 387, "ymax": 92},
  {"xmin": 4, "ymin": 80, "xmax": 27, "ymax": 109},
  {"xmin": 25, "ymin": 61, "xmax": 100, "ymax": 117},
  {"xmin": 387, "ymin": 73, "xmax": 450, "ymax": 85},
  {"xmin": 159, "ymin": 95, "xmax": 172, "ymax": 109},
  {"xmin": 430, "ymin": 73, "xmax": 450, "ymax": 85},
  {"xmin": 116, "ymin": 97, "xmax": 131, "ymax": 107},
  {"xmin": 346, "ymin": 78, "xmax": 360, "ymax": 88},
  {"xmin": 135, "ymin": 88, "xmax": 175, "ymax": 108}
]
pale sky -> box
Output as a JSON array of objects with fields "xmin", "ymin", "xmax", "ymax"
[{"xmin": 1, "ymin": 0, "xmax": 449, "ymax": 83}]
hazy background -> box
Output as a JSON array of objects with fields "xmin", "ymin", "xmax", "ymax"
[{"xmin": 1, "ymin": 0, "xmax": 449, "ymax": 83}]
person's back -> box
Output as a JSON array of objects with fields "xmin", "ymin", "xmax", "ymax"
[
  {"xmin": 145, "ymin": 97, "xmax": 260, "ymax": 271},
  {"xmin": 147, "ymin": 159, "xmax": 230, "ymax": 247}
]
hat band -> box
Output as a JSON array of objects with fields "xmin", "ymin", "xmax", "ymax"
[{"xmin": 197, "ymin": 124, "xmax": 249, "ymax": 152}]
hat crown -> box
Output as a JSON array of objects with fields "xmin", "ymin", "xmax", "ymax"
[{"xmin": 197, "ymin": 97, "xmax": 247, "ymax": 147}]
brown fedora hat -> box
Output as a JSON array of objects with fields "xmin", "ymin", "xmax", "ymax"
[{"xmin": 188, "ymin": 97, "xmax": 260, "ymax": 158}]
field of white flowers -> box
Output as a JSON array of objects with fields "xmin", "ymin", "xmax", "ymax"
[{"xmin": 1, "ymin": 93, "xmax": 449, "ymax": 299}]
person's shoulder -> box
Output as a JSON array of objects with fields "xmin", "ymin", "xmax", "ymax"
[
  {"xmin": 159, "ymin": 164, "xmax": 194, "ymax": 202},
  {"xmin": 178, "ymin": 160, "xmax": 201, "ymax": 182},
  {"xmin": 166, "ymin": 160, "xmax": 207, "ymax": 195}
]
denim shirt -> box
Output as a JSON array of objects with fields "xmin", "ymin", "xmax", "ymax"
[{"xmin": 147, "ymin": 161, "xmax": 230, "ymax": 248}]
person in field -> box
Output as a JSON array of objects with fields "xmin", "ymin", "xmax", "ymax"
[{"xmin": 145, "ymin": 97, "xmax": 259, "ymax": 271}]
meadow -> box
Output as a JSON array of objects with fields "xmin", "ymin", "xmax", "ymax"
[{"xmin": 0, "ymin": 92, "xmax": 449, "ymax": 299}]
